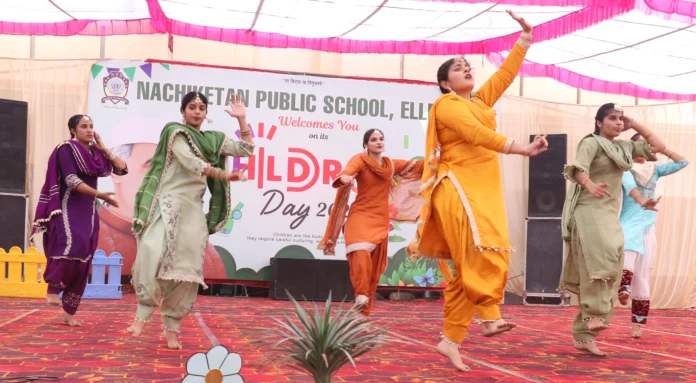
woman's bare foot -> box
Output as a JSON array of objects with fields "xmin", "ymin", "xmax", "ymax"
[
  {"xmin": 435, "ymin": 339, "xmax": 470, "ymax": 372},
  {"xmin": 585, "ymin": 318, "xmax": 608, "ymax": 331},
  {"xmin": 574, "ymin": 341, "xmax": 607, "ymax": 356},
  {"xmin": 62, "ymin": 312, "xmax": 82, "ymax": 326},
  {"xmin": 163, "ymin": 330, "xmax": 182, "ymax": 350},
  {"xmin": 126, "ymin": 319, "xmax": 146, "ymax": 337},
  {"xmin": 481, "ymin": 319, "xmax": 516, "ymax": 337},
  {"xmin": 631, "ymin": 324, "xmax": 642, "ymax": 338},
  {"xmin": 618, "ymin": 291, "xmax": 630, "ymax": 306},
  {"xmin": 45, "ymin": 294, "xmax": 61, "ymax": 307}
]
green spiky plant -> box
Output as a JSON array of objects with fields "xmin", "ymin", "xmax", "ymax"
[{"xmin": 257, "ymin": 291, "xmax": 393, "ymax": 383}]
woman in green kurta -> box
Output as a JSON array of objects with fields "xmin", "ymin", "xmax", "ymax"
[
  {"xmin": 126, "ymin": 91, "xmax": 254, "ymax": 349},
  {"xmin": 560, "ymin": 103, "xmax": 665, "ymax": 356}
]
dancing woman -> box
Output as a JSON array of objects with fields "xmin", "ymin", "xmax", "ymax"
[
  {"xmin": 560, "ymin": 104, "xmax": 666, "ymax": 356},
  {"xmin": 407, "ymin": 10, "xmax": 548, "ymax": 372},
  {"xmin": 32, "ymin": 114, "xmax": 127, "ymax": 326},
  {"xmin": 318, "ymin": 128, "xmax": 424, "ymax": 316},
  {"xmin": 618, "ymin": 134, "xmax": 688, "ymax": 338},
  {"xmin": 126, "ymin": 91, "xmax": 254, "ymax": 349}
]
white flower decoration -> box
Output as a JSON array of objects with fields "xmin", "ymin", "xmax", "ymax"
[{"xmin": 182, "ymin": 345, "xmax": 243, "ymax": 383}]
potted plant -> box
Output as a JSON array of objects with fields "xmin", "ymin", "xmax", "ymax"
[{"xmin": 257, "ymin": 291, "xmax": 393, "ymax": 383}]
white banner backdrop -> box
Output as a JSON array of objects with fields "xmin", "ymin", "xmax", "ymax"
[{"xmin": 87, "ymin": 60, "xmax": 452, "ymax": 286}]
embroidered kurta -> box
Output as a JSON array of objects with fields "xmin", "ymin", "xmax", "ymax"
[
  {"xmin": 98, "ymin": 203, "xmax": 228, "ymax": 280},
  {"xmin": 134, "ymin": 135, "xmax": 254, "ymax": 287},
  {"xmin": 45, "ymin": 144, "xmax": 127, "ymax": 261},
  {"xmin": 411, "ymin": 43, "xmax": 529, "ymax": 259},
  {"xmin": 560, "ymin": 137, "xmax": 654, "ymax": 286},
  {"xmin": 620, "ymin": 160, "xmax": 689, "ymax": 254}
]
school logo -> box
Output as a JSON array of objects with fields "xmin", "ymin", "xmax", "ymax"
[{"xmin": 101, "ymin": 70, "xmax": 130, "ymax": 105}]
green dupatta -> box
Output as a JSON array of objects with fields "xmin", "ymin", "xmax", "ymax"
[
  {"xmin": 132, "ymin": 122, "xmax": 230, "ymax": 235},
  {"xmin": 561, "ymin": 134, "xmax": 634, "ymax": 241}
]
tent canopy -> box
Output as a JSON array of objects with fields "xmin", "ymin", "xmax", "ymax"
[{"xmin": 2, "ymin": 0, "xmax": 695, "ymax": 99}]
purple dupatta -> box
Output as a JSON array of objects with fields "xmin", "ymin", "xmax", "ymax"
[{"xmin": 31, "ymin": 140, "xmax": 112, "ymax": 240}]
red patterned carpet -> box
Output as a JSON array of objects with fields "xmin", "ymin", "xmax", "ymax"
[{"xmin": 1, "ymin": 294, "xmax": 695, "ymax": 382}]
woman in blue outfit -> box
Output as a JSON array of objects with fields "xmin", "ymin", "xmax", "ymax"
[{"xmin": 617, "ymin": 132, "xmax": 688, "ymax": 338}]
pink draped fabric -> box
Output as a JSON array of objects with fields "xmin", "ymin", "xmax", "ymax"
[
  {"xmin": 0, "ymin": 19, "xmax": 156, "ymax": 36},
  {"xmin": 486, "ymin": 52, "xmax": 696, "ymax": 101},
  {"xmin": 144, "ymin": 0, "xmax": 632, "ymax": 55},
  {"xmin": 636, "ymin": 0, "xmax": 696, "ymax": 23},
  {"xmin": 1, "ymin": 0, "xmax": 633, "ymax": 55}
]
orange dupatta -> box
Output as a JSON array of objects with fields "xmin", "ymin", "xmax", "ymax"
[{"xmin": 318, "ymin": 154, "xmax": 423, "ymax": 256}]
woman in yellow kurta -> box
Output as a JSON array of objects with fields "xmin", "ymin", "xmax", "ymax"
[
  {"xmin": 319, "ymin": 129, "xmax": 423, "ymax": 315},
  {"xmin": 407, "ymin": 11, "xmax": 548, "ymax": 372}
]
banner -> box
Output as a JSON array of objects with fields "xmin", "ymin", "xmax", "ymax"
[{"xmin": 87, "ymin": 60, "xmax": 449, "ymax": 288}]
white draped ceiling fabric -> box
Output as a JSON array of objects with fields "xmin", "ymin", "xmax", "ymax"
[{"xmin": 5, "ymin": 0, "xmax": 696, "ymax": 100}]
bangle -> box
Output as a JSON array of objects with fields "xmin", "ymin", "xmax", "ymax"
[
  {"xmin": 503, "ymin": 139, "xmax": 513, "ymax": 155},
  {"xmin": 106, "ymin": 150, "xmax": 116, "ymax": 160},
  {"xmin": 240, "ymin": 130, "xmax": 251, "ymax": 137},
  {"xmin": 516, "ymin": 31, "xmax": 533, "ymax": 50},
  {"xmin": 210, "ymin": 168, "xmax": 228, "ymax": 180},
  {"xmin": 94, "ymin": 190, "xmax": 100, "ymax": 199}
]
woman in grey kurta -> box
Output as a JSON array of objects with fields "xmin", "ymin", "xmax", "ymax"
[
  {"xmin": 126, "ymin": 91, "xmax": 254, "ymax": 349},
  {"xmin": 560, "ymin": 103, "xmax": 665, "ymax": 356}
]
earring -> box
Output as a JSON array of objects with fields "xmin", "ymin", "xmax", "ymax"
[
  {"xmin": 182, "ymin": 115, "xmax": 186, "ymax": 124},
  {"xmin": 449, "ymin": 88, "xmax": 456, "ymax": 94}
]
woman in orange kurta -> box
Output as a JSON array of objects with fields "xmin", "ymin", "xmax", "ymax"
[
  {"xmin": 407, "ymin": 11, "xmax": 548, "ymax": 372},
  {"xmin": 319, "ymin": 129, "xmax": 424, "ymax": 315}
]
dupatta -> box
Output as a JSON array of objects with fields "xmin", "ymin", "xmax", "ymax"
[
  {"xmin": 132, "ymin": 122, "xmax": 230, "ymax": 235},
  {"xmin": 406, "ymin": 94, "xmax": 491, "ymax": 283},
  {"xmin": 561, "ymin": 134, "xmax": 637, "ymax": 241},
  {"xmin": 629, "ymin": 162, "xmax": 656, "ymax": 188}
]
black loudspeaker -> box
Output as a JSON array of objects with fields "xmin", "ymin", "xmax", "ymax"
[
  {"xmin": 528, "ymin": 134, "xmax": 567, "ymax": 217},
  {"xmin": 0, "ymin": 98, "xmax": 28, "ymax": 194},
  {"xmin": 269, "ymin": 258, "xmax": 355, "ymax": 302},
  {"xmin": 524, "ymin": 218, "xmax": 564, "ymax": 305},
  {"xmin": 0, "ymin": 195, "xmax": 27, "ymax": 251}
]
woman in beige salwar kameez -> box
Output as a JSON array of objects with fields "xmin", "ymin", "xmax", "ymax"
[
  {"xmin": 560, "ymin": 103, "xmax": 665, "ymax": 356},
  {"xmin": 126, "ymin": 91, "xmax": 254, "ymax": 349}
]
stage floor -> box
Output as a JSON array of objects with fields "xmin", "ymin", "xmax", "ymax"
[{"xmin": 1, "ymin": 294, "xmax": 695, "ymax": 383}]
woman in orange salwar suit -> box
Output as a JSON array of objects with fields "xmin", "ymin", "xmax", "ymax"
[
  {"xmin": 407, "ymin": 11, "xmax": 549, "ymax": 372},
  {"xmin": 318, "ymin": 128, "xmax": 424, "ymax": 315}
]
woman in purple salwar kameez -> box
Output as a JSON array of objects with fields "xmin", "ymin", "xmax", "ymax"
[{"xmin": 32, "ymin": 114, "xmax": 128, "ymax": 326}]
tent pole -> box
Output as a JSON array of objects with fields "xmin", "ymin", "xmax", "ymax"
[{"xmin": 399, "ymin": 54, "xmax": 404, "ymax": 79}]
